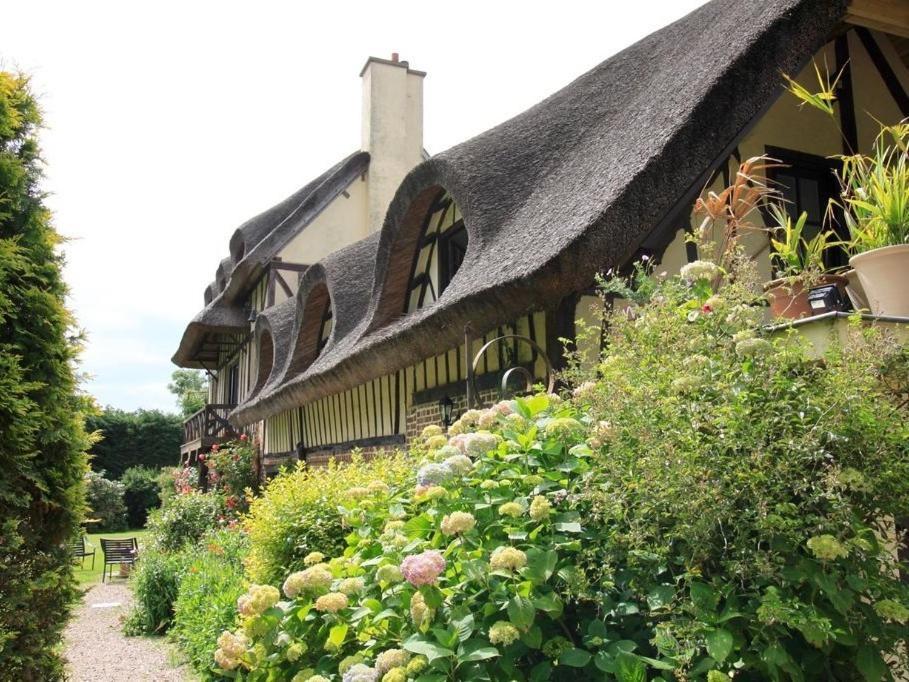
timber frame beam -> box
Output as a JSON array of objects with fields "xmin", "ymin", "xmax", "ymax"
[{"xmin": 846, "ymin": 1, "xmax": 909, "ymax": 39}]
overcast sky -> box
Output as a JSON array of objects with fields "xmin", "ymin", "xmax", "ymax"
[{"xmin": 0, "ymin": 0, "xmax": 705, "ymax": 414}]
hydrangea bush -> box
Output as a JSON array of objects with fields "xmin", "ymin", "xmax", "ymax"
[
  {"xmin": 215, "ymin": 396, "xmax": 605, "ymax": 680},
  {"xmin": 214, "ymin": 250, "xmax": 907, "ymax": 681}
]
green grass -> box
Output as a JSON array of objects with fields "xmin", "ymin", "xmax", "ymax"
[{"xmin": 73, "ymin": 529, "xmax": 150, "ymax": 586}]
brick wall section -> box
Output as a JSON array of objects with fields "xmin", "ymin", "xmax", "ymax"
[
  {"xmin": 404, "ymin": 389, "xmax": 498, "ymax": 441},
  {"xmin": 261, "ymin": 388, "xmax": 502, "ymax": 476}
]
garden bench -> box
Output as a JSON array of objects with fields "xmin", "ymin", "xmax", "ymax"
[
  {"xmin": 70, "ymin": 535, "xmax": 95, "ymax": 570},
  {"xmin": 100, "ymin": 537, "xmax": 138, "ymax": 582}
]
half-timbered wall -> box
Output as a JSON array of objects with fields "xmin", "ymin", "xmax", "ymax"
[
  {"xmin": 658, "ymin": 30, "xmax": 909, "ymax": 281},
  {"xmin": 263, "ymin": 311, "xmax": 549, "ymax": 456}
]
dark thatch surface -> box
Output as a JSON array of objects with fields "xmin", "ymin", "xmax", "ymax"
[
  {"xmin": 172, "ymin": 151, "xmax": 370, "ymax": 367},
  {"xmin": 231, "ymin": 0, "xmax": 847, "ymax": 425}
]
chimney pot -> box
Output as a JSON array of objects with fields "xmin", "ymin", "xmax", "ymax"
[{"xmin": 391, "ymin": 52, "xmax": 399, "ymax": 62}]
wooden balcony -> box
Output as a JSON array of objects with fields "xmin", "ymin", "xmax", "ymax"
[{"xmin": 180, "ymin": 403, "xmax": 238, "ymax": 459}]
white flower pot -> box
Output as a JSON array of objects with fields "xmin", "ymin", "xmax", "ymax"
[
  {"xmin": 843, "ymin": 269, "xmax": 869, "ymax": 312},
  {"xmin": 849, "ymin": 244, "xmax": 909, "ymax": 317}
]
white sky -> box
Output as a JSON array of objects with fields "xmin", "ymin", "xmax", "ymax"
[{"xmin": 0, "ymin": 0, "xmax": 705, "ymax": 413}]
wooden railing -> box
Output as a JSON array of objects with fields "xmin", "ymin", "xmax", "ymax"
[{"xmin": 181, "ymin": 403, "xmax": 238, "ymax": 446}]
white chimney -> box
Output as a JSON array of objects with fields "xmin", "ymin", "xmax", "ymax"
[{"xmin": 360, "ymin": 54, "xmax": 425, "ymax": 234}]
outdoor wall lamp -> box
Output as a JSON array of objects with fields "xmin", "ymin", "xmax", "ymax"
[{"xmin": 439, "ymin": 395, "xmax": 455, "ymax": 427}]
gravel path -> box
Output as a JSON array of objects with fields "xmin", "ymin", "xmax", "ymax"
[{"xmin": 64, "ymin": 582, "xmax": 191, "ymax": 681}]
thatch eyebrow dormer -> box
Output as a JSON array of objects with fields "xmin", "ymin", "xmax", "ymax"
[{"xmin": 231, "ymin": 0, "xmax": 848, "ymax": 425}]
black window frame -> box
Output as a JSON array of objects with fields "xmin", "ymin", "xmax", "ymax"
[{"xmin": 765, "ymin": 145, "xmax": 849, "ymax": 271}]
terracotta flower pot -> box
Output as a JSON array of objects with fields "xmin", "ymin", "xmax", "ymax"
[
  {"xmin": 763, "ymin": 274, "xmax": 847, "ymax": 320},
  {"xmin": 849, "ymin": 244, "xmax": 909, "ymax": 317}
]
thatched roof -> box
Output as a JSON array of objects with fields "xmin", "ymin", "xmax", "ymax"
[
  {"xmin": 172, "ymin": 151, "xmax": 370, "ymax": 368},
  {"xmin": 231, "ymin": 0, "xmax": 847, "ymax": 425}
]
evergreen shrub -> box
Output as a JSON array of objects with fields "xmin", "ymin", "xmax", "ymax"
[
  {"xmin": 84, "ymin": 470, "xmax": 128, "ymax": 531},
  {"xmin": 121, "ymin": 465, "xmax": 162, "ymax": 528},
  {"xmin": 0, "ymin": 71, "xmax": 91, "ymax": 679}
]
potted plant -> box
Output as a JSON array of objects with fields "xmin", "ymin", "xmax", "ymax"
[
  {"xmin": 838, "ymin": 124, "xmax": 909, "ymax": 317},
  {"xmin": 763, "ymin": 204, "xmax": 845, "ymax": 320}
]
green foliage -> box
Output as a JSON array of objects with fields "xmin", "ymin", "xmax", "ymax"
[
  {"xmin": 123, "ymin": 548, "xmax": 190, "ymax": 636},
  {"xmin": 572, "ymin": 255, "xmax": 909, "ymax": 679},
  {"xmin": 838, "ymin": 123, "xmax": 909, "ymax": 253},
  {"xmin": 84, "ymin": 470, "xmax": 128, "ymax": 532},
  {"xmin": 145, "ymin": 490, "xmax": 225, "ymax": 553},
  {"xmin": 212, "ymin": 252, "xmax": 905, "ymax": 681},
  {"xmin": 206, "ymin": 438, "xmax": 258, "ymax": 509},
  {"xmin": 0, "ymin": 71, "xmax": 91, "ymax": 679},
  {"xmin": 85, "ymin": 407, "xmax": 182, "ymax": 479},
  {"xmin": 168, "ymin": 368, "xmax": 209, "ymax": 417},
  {"xmin": 767, "ymin": 205, "xmax": 835, "ymax": 278},
  {"xmin": 243, "ymin": 452, "xmax": 415, "ymax": 586},
  {"xmin": 121, "ymin": 465, "xmax": 162, "ymax": 528},
  {"xmin": 170, "ymin": 529, "xmax": 249, "ymax": 678}
]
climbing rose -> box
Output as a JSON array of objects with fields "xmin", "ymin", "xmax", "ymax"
[
  {"xmin": 443, "ymin": 454, "xmax": 473, "ymax": 475},
  {"xmin": 498, "ymin": 502, "xmax": 523, "ymax": 518},
  {"xmin": 375, "ymin": 648, "xmax": 410, "ymax": 674},
  {"xmin": 490, "ymin": 546, "xmax": 527, "ymax": 572},
  {"xmin": 237, "ymin": 584, "xmax": 280, "ymax": 616},
  {"xmin": 440, "ymin": 511, "xmax": 476, "ymax": 535},
  {"xmin": 400, "ymin": 550, "xmax": 446, "ymax": 586},
  {"xmin": 680, "ymin": 259, "xmax": 720, "ymax": 283},
  {"xmin": 314, "ymin": 592, "xmax": 349, "ymax": 613},
  {"xmin": 529, "ymin": 495, "xmax": 552, "ymax": 520},
  {"xmin": 489, "ymin": 621, "xmax": 520, "ymax": 646},
  {"xmin": 283, "ymin": 565, "xmax": 332, "ymax": 598}
]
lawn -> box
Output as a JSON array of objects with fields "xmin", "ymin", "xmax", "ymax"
[{"xmin": 73, "ymin": 528, "xmax": 150, "ymax": 586}]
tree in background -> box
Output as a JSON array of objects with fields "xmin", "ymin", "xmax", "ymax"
[
  {"xmin": 120, "ymin": 466, "xmax": 161, "ymax": 528},
  {"xmin": 85, "ymin": 408, "xmax": 182, "ymax": 479},
  {"xmin": 0, "ymin": 72, "xmax": 91, "ymax": 678},
  {"xmin": 168, "ymin": 368, "xmax": 208, "ymax": 417}
]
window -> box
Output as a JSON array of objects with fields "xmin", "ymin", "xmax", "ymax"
[
  {"xmin": 405, "ymin": 191, "xmax": 467, "ymax": 313},
  {"xmin": 318, "ymin": 301, "xmax": 333, "ymax": 352},
  {"xmin": 226, "ymin": 363, "xmax": 240, "ymax": 404},
  {"xmin": 766, "ymin": 146, "xmax": 848, "ymax": 269}
]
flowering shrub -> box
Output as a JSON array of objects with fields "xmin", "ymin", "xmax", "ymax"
[
  {"xmin": 213, "ymin": 246, "xmax": 907, "ymax": 680},
  {"xmin": 170, "ymin": 528, "xmax": 249, "ymax": 678},
  {"xmin": 84, "ymin": 469, "xmax": 128, "ymax": 531},
  {"xmin": 145, "ymin": 490, "xmax": 224, "ymax": 553},
  {"xmin": 207, "ymin": 436, "xmax": 258, "ymax": 508},
  {"xmin": 243, "ymin": 452, "xmax": 414, "ymax": 585},
  {"xmin": 214, "ymin": 394, "xmax": 607, "ymax": 679}
]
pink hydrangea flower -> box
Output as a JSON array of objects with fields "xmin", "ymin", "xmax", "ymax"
[{"xmin": 400, "ymin": 550, "xmax": 446, "ymax": 586}]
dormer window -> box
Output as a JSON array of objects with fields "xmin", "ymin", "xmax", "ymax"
[
  {"xmin": 405, "ymin": 191, "xmax": 466, "ymax": 313},
  {"xmin": 318, "ymin": 301, "xmax": 333, "ymax": 353}
]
